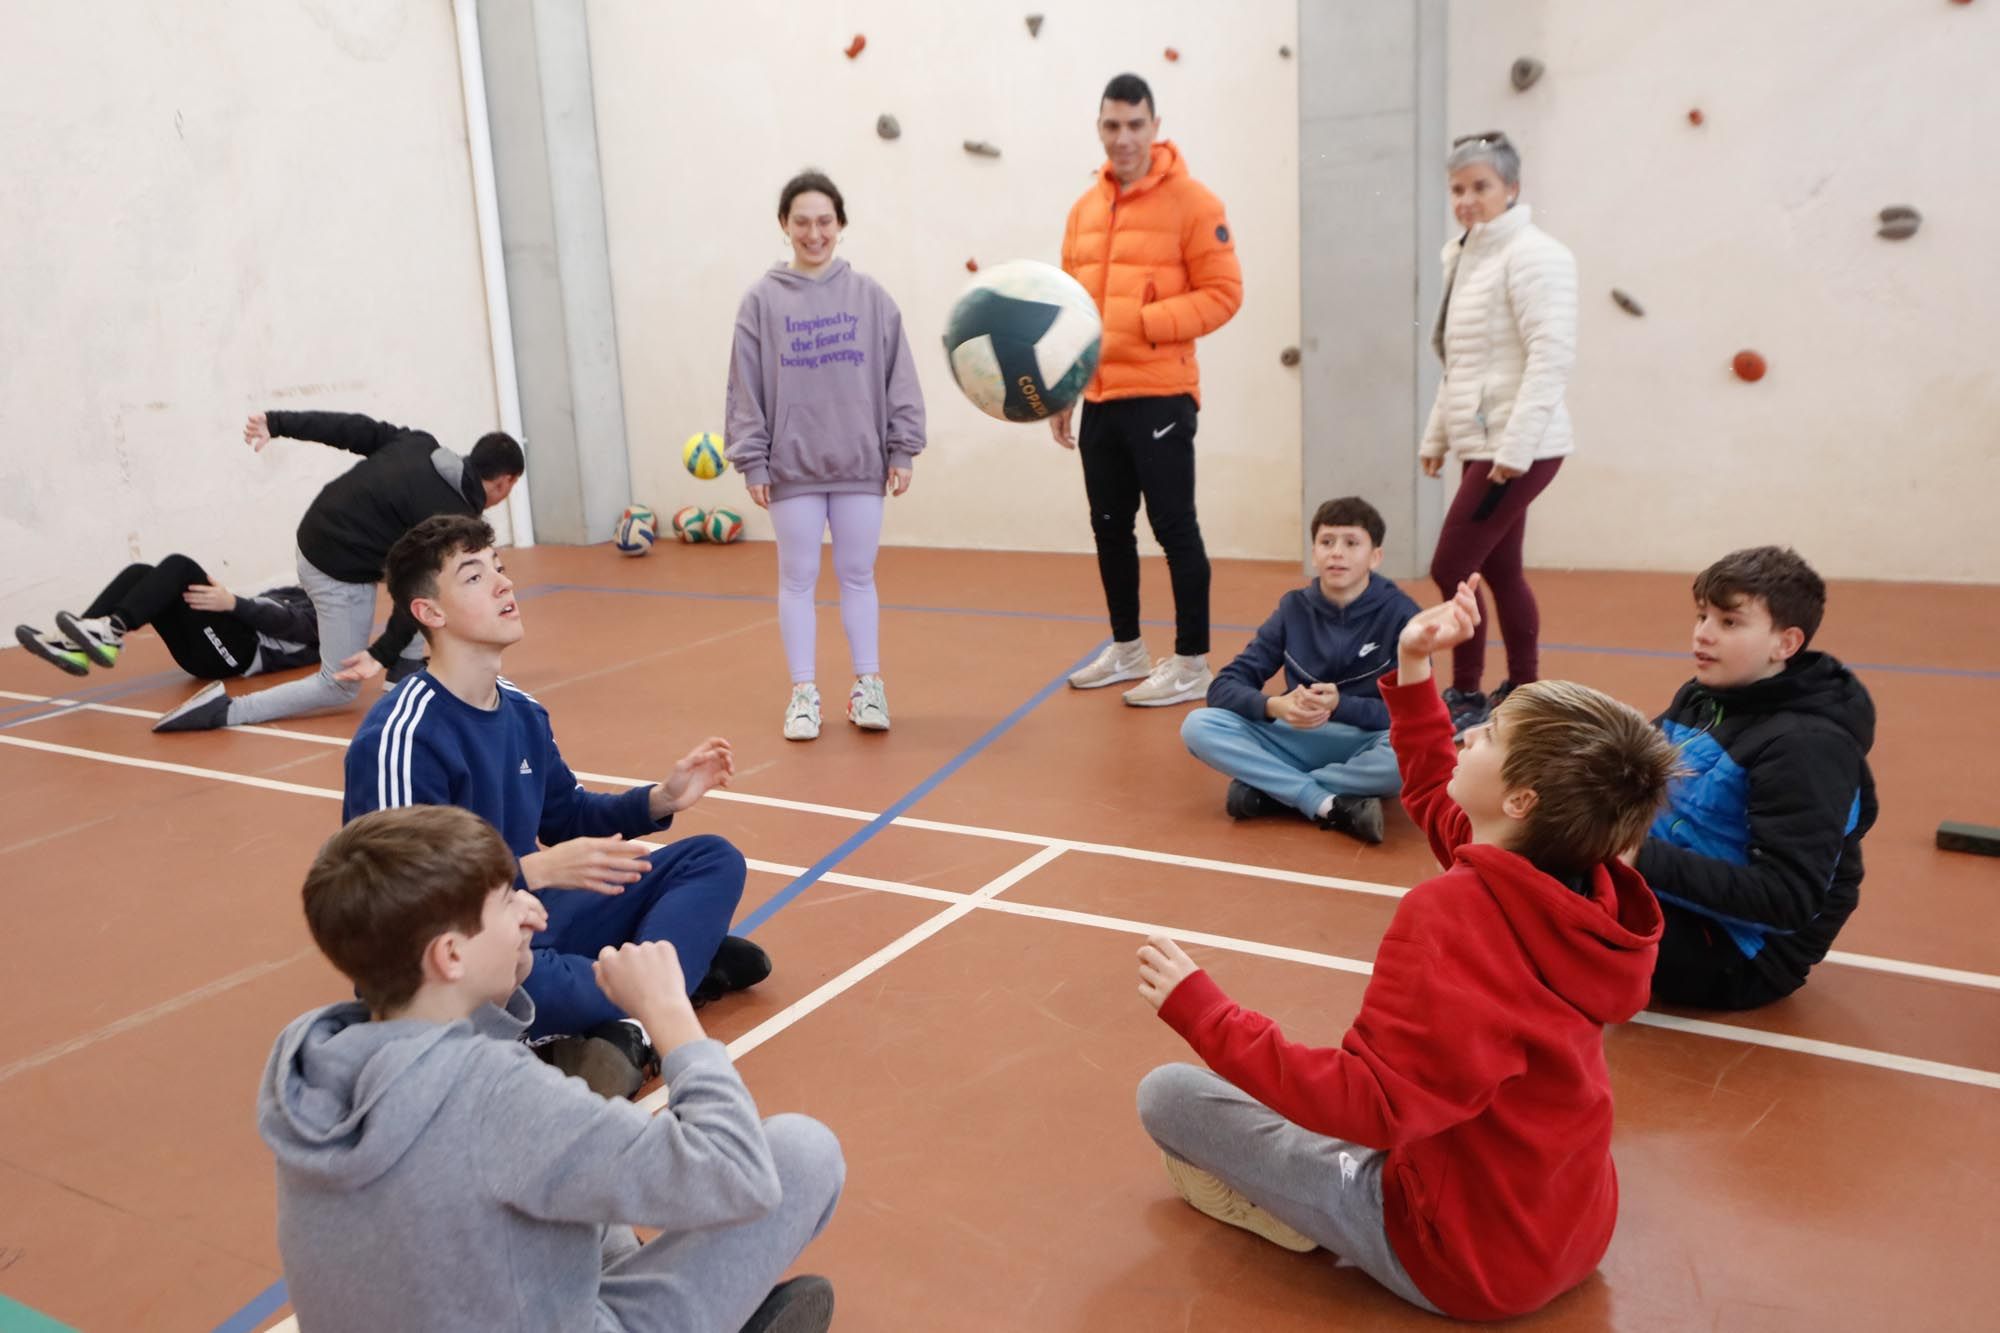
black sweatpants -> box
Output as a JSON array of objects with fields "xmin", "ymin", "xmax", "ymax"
[
  {"xmin": 1077, "ymin": 393, "xmax": 1209, "ymax": 657},
  {"xmin": 85, "ymin": 556, "xmax": 258, "ymax": 679}
]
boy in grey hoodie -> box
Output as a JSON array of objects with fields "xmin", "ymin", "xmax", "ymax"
[{"xmin": 257, "ymin": 805, "xmax": 843, "ymax": 1333}]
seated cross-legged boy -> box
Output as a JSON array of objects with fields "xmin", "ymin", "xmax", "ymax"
[
  {"xmin": 260, "ymin": 806, "xmax": 842, "ymax": 1333},
  {"xmin": 1134, "ymin": 576, "xmax": 1681, "ymax": 1321},
  {"xmin": 343, "ymin": 514, "xmax": 771, "ymax": 1093},
  {"xmin": 1637, "ymin": 546, "xmax": 1878, "ymax": 1010},
  {"xmin": 1180, "ymin": 497, "xmax": 1419, "ymax": 845}
]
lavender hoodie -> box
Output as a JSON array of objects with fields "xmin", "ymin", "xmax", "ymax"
[{"xmin": 725, "ymin": 258, "xmax": 927, "ymax": 501}]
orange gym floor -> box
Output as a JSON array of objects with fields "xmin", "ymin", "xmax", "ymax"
[{"xmin": 0, "ymin": 543, "xmax": 1995, "ymax": 1332}]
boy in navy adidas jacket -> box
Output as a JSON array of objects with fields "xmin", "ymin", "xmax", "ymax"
[
  {"xmin": 342, "ymin": 515, "xmax": 770, "ymax": 1075},
  {"xmin": 1181, "ymin": 497, "xmax": 1419, "ymax": 843}
]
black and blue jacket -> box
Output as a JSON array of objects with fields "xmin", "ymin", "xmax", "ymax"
[
  {"xmin": 1205, "ymin": 573, "xmax": 1420, "ymax": 730},
  {"xmin": 1636, "ymin": 652, "xmax": 1877, "ymax": 998}
]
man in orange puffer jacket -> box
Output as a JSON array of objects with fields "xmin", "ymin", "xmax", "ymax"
[{"xmin": 1054, "ymin": 73, "xmax": 1243, "ymax": 708}]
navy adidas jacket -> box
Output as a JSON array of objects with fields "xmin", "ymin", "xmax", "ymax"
[
  {"xmin": 1205, "ymin": 573, "xmax": 1419, "ymax": 730},
  {"xmin": 1636, "ymin": 652, "xmax": 1877, "ymax": 999}
]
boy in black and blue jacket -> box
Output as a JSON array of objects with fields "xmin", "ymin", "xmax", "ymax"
[
  {"xmin": 1181, "ymin": 497, "xmax": 1419, "ymax": 844},
  {"xmin": 1637, "ymin": 546, "xmax": 1877, "ymax": 1009}
]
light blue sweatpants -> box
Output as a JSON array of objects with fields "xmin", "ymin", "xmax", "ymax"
[{"xmin": 1181, "ymin": 707, "xmax": 1400, "ymax": 816}]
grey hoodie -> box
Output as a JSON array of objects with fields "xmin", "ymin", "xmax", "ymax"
[
  {"xmin": 725, "ymin": 258, "xmax": 927, "ymax": 501},
  {"xmin": 257, "ymin": 990, "xmax": 779, "ymax": 1333}
]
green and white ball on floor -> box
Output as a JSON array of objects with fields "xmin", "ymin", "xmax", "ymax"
[
  {"xmin": 613, "ymin": 505, "xmax": 657, "ymax": 556},
  {"xmin": 942, "ymin": 259, "xmax": 1102, "ymax": 423},
  {"xmin": 683, "ymin": 431, "xmax": 727, "ymax": 479},
  {"xmin": 671, "ymin": 505, "xmax": 707, "ymax": 543},
  {"xmin": 705, "ymin": 507, "xmax": 744, "ymax": 544}
]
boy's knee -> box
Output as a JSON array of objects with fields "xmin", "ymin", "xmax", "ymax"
[
  {"xmin": 764, "ymin": 1113, "xmax": 847, "ymax": 1208},
  {"xmin": 1180, "ymin": 707, "xmax": 1224, "ymax": 752},
  {"xmin": 1136, "ymin": 1062, "xmax": 1208, "ymax": 1137},
  {"xmin": 321, "ymin": 670, "xmax": 364, "ymax": 705}
]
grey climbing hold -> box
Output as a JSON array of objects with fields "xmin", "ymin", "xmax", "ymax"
[
  {"xmin": 1279, "ymin": 45, "xmax": 1292, "ymax": 58},
  {"xmin": 1026, "ymin": 14, "xmax": 1043, "ymax": 37},
  {"xmin": 963, "ymin": 140, "xmax": 1001, "ymax": 158},
  {"xmin": 1610, "ymin": 289, "xmax": 1645, "ymax": 317},
  {"xmin": 1279, "ymin": 346, "xmax": 1301, "ymax": 367},
  {"xmin": 1877, "ymin": 205, "xmax": 1922, "ymax": 240},
  {"xmin": 877, "ymin": 114, "xmax": 901, "ymax": 141},
  {"xmin": 1510, "ymin": 56, "xmax": 1544, "ymax": 91}
]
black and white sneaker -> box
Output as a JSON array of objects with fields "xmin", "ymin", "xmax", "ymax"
[
  {"xmin": 692, "ymin": 935, "xmax": 772, "ymax": 1008},
  {"xmin": 739, "ymin": 1276, "xmax": 834, "ymax": 1333},
  {"xmin": 54, "ymin": 611, "xmax": 124, "ymax": 668},
  {"xmin": 1317, "ymin": 795, "xmax": 1386, "ymax": 846},
  {"xmin": 15, "ymin": 625, "xmax": 90, "ymax": 677},
  {"xmin": 1224, "ymin": 779, "xmax": 1282, "ymax": 821},
  {"xmin": 152, "ymin": 681, "xmax": 232, "ymax": 733}
]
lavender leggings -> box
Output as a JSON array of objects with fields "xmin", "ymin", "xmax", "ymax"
[{"xmin": 769, "ymin": 491, "xmax": 884, "ymax": 684}]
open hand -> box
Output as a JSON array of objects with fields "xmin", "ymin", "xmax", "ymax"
[
  {"xmin": 245, "ymin": 413, "xmax": 271, "ymax": 452},
  {"xmin": 1137, "ymin": 935, "xmax": 1200, "ymax": 1011},
  {"xmin": 332, "ymin": 650, "xmax": 385, "ymax": 684},
  {"xmin": 182, "ymin": 582, "xmax": 236, "ymax": 613},
  {"xmin": 657, "ymin": 736, "xmax": 735, "ymax": 814},
  {"xmin": 520, "ymin": 836, "xmax": 654, "ymax": 894}
]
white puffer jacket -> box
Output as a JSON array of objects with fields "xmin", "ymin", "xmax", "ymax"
[{"xmin": 1420, "ymin": 204, "xmax": 1578, "ymax": 470}]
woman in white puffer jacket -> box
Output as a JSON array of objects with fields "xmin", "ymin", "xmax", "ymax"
[{"xmin": 1419, "ymin": 131, "xmax": 1578, "ymax": 731}]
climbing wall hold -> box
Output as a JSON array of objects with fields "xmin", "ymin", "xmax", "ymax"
[
  {"xmin": 1164, "ymin": 47, "xmax": 1180, "ymax": 62},
  {"xmin": 1025, "ymin": 14, "xmax": 1043, "ymax": 37},
  {"xmin": 1510, "ymin": 57, "xmax": 1544, "ymax": 91},
  {"xmin": 1279, "ymin": 346, "xmax": 1301, "ymax": 367},
  {"xmin": 963, "ymin": 140, "xmax": 1001, "ymax": 158},
  {"xmin": 1279, "ymin": 45, "xmax": 1292, "ymax": 58},
  {"xmin": 1877, "ymin": 205, "xmax": 1923, "ymax": 240},
  {"xmin": 1687, "ymin": 108, "xmax": 1705, "ymax": 126},
  {"xmin": 876, "ymin": 114, "xmax": 901, "ymax": 141},
  {"xmin": 1610, "ymin": 289, "xmax": 1645, "ymax": 317},
  {"xmin": 966, "ymin": 259, "xmax": 980, "ymax": 273},
  {"xmin": 1731, "ymin": 350, "xmax": 1767, "ymax": 383},
  {"xmin": 844, "ymin": 34, "xmax": 866, "ymax": 59}
]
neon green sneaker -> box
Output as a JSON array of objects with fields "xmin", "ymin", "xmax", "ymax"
[
  {"xmin": 55, "ymin": 612, "xmax": 122, "ymax": 668},
  {"xmin": 14, "ymin": 624, "xmax": 90, "ymax": 677}
]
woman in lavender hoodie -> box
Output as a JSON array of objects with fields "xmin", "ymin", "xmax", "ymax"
[{"xmin": 726, "ymin": 170, "xmax": 927, "ymax": 740}]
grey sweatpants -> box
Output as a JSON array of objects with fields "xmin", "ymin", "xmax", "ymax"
[
  {"xmin": 1137, "ymin": 1063, "xmax": 1441, "ymax": 1314},
  {"xmin": 594, "ymin": 1114, "xmax": 845, "ymax": 1333},
  {"xmin": 224, "ymin": 548, "xmax": 423, "ymax": 726}
]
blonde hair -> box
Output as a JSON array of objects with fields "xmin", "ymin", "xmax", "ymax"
[{"xmin": 1494, "ymin": 681, "xmax": 1681, "ymax": 876}]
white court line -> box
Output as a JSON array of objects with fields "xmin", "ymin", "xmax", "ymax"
[
  {"xmin": 7, "ymin": 735, "xmax": 1996, "ymax": 1093},
  {"xmin": 636, "ymin": 844, "xmax": 1070, "ymax": 1113},
  {"xmin": 4, "ymin": 690, "xmax": 1993, "ymax": 993}
]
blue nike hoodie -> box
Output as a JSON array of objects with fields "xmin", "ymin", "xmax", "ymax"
[{"xmin": 1206, "ymin": 573, "xmax": 1420, "ymax": 730}]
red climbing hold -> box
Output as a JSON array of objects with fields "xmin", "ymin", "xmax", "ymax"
[
  {"xmin": 1732, "ymin": 350, "xmax": 1767, "ymax": 383},
  {"xmin": 1164, "ymin": 47, "xmax": 1180, "ymax": 62},
  {"xmin": 1688, "ymin": 108, "xmax": 1705, "ymax": 126},
  {"xmin": 965, "ymin": 259, "xmax": 979, "ymax": 273},
  {"xmin": 845, "ymin": 34, "xmax": 866, "ymax": 59}
]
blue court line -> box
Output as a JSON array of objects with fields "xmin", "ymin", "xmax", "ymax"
[
  {"xmin": 734, "ymin": 640, "xmax": 1108, "ymax": 936},
  {"xmin": 0, "ymin": 669, "xmax": 189, "ymax": 731},
  {"xmin": 208, "ymin": 1278, "xmax": 286, "ymax": 1333},
  {"xmin": 529, "ymin": 582, "xmax": 2000, "ymax": 681},
  {"xmin": 0, "ymin": 1292, "xmax": 78, "ymax": 1333}
]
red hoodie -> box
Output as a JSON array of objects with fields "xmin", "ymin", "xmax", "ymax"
[{"xmin": 1157, "ymin": 674, "xmax": 1662, "ymax": 1320}]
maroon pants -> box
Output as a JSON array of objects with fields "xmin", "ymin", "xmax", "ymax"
[{"xmin": 1429, "ymin": 457, "xmax": 1563, "ymax": 694}]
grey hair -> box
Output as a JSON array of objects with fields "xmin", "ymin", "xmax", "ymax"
[{"xmin": 1446, "ymin": 133, "xmax": 1521, "ymax": 188}]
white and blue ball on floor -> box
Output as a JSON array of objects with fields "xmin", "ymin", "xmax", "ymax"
[{"xmin": 614, "ymin": 505, "xmax": 657, "ymax": 557}]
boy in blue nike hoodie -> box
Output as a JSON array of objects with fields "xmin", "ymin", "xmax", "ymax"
[{"xmin": 1181, "ymin": 497, "xmax": 1420, "ymax": 843}]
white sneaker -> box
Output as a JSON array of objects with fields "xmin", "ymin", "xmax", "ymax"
[
  {"xmin": 848, "ymin": 674, "xmax": 890, "ymax": 730},
  {"xmin": 1122, "ymin": 654, "xmax": 1213, "ymax": 707},
  {"xmin": 1067, "ymin": 639, "xmax": 1151, "ymax": 690},
  {"xmin": 783, "ymin": 683, "xmax": 821, "ymax": 741}
]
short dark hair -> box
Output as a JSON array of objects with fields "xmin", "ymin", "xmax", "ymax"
[
  {"xmin": 779, "ymin": 170, "xmax": 846, "ymax": 226},
  {"xmin": 302, "ymin": 806, "xmax": 516, "ymax": 1014},
  {"xmin": 1310, "ymin": 497, "xmax": 1387, "ymax": 548},
  {"xmin": 468, "ymin": 432, "xmax": 524, "ymax": 482},
  {"xmin": 1101, "ymin": 73, "xmax": 1155, "ymax": 118},
  {"xmin": 1691, "ymin": 546, "xmax": 1827, "ymax": 647},
  {"xmin": 386, "ymin": 514, "xmax": 497, "ymax": 640}
]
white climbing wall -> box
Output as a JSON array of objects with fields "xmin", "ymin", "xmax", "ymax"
[
  {"xmin": 588, "ymin": 1, "xmax": 1305, "ymax": 561},
  {"xmin": 1448, "ymin": 0, "xmax": 2000, "ymax": 582}
]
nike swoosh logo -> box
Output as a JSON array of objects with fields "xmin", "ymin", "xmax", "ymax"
[{"xmin": 1152, "ymin": 423, "xmax": 1176, "ymax": 439}]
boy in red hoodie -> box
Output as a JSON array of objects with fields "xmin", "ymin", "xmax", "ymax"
[{"xmin": 1134, "ymin": 577, "xmax": 1679, "ymax": 1320}]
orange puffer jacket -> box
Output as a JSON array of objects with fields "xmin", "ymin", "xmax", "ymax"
[{"xmin": 1061, "ymin": 141, "xmax": 1243, "ymax": 405}]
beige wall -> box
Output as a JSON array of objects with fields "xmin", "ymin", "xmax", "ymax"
[
  {"xmin": 589, "ymin": 0, "xmax": 1304, "ymax": 560},
  {"xmin": 1447, "ymin": 0, "xmax": 2000, "ymax": 582},
  {"xmin": 0, "ymin": 0, "xmax": 500, "ymax": 634}
]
